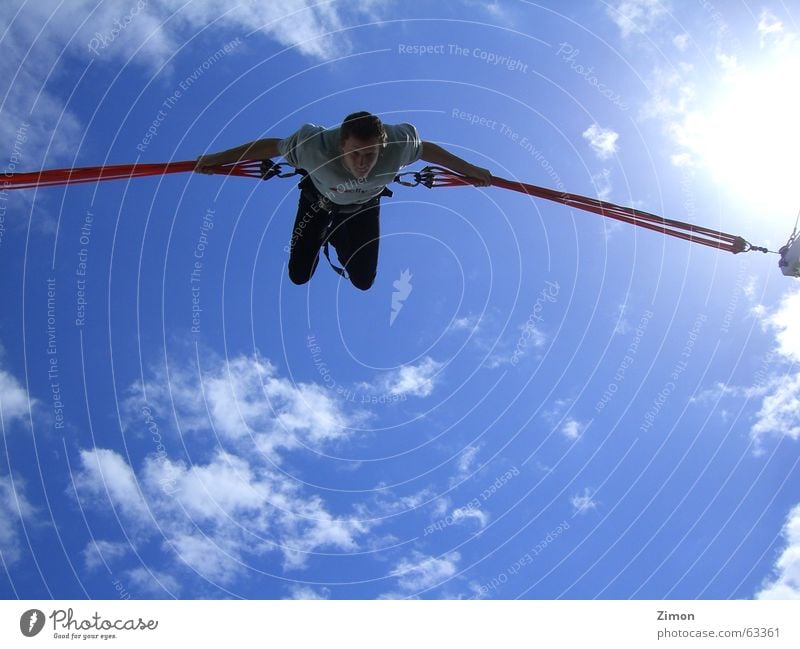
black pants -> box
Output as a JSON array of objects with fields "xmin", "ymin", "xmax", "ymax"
[{"xmin": 287, "ymin": 177, "xmax": 381, "ymax": 291}]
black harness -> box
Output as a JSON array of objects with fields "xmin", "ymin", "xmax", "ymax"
[{"xmin": 263, "ymin": 160, "xmax": 394, "ymax": 279}]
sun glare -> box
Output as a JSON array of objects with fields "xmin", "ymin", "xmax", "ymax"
[{"xmin": 694, "ymin": 53, "xmax": 800, "ymax": 224}]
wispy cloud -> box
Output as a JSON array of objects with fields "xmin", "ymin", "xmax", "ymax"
[
  {"xmin": 83, "ymin": 540, "xmax": 131, "ymax": 571},
  {"xmin": 755, "ymin": 503, "xmax": 800, "ymax": 599},
  {"xmin": 457, "ymin": 445, "xmax": 481, "ymax": 475},
  {"xmin": 571, "ymin": 488, "xmax": 598, "ymax": 514},
  {"xmin": 606, "ymin": 0, "xmax": 668, "ymax": 39},
  {"xmin": 590, "ymin": 169, "xmax": 613, "ymax": 201},
  {"xmin": 0, "ymin": 363, "xmax": 33, "ymax": 427},
  {"xmin": 125, "ymin": 566, "xmax": 182, "ymax": 597},
  {"xmin": 757, "ymin": 9, "xmax": 788, "ymax": 48},
  {"xmin": 673, "ymin": 33, "xmax": 689, "ymax": 51},
  {"xmin": 447, "ymin": 314, "xmax": 483, "ymax": 334},
  {"xmin": 0, "ymin": 475, "xmax": 35, "ymax": 566},
  {"xmin": 0, "ymin": 345, "xmax": 34, "ymax": 428},
  {"xmin": 285, "ymin": 584, "xmax": 330, "ymax": 599},
  {"xmin": 390, "ymin": 550, "xmax": 461, "ymax": 592}
]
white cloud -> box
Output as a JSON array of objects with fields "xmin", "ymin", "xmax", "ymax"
[
  {"xmin": 83, "ymin": 540, "xmax": 131, "ymax": 571},
  {"xmin": 763, "ymin": 288, "xmax": 800, "ymax": 363},
  {"xmin": 0, "ymin": 475, "xmax": 35, "ymax": 565},
  {"xmin": 750, "ymin": 374, "xmax": 800, "ymax": 446},
  {"xmin": 75, "ymin": 353, "xmax": 379, "ymax": 583},
  {"xmin": 0, "ymin": 0, "xmax": 387, "ymax": 197},
  {"xmin": 371, "ymin": 357, "xmax": 444, "ymax": 398},
  {"xmin": 390, "ymin": 551, "xmax": 461, "ymax": 592},
  {"xmin": 571, "ymin": 488, "xmax": 597, "ymax": 515},
  {"xmin": 744, "ymin": 287, "xmax": 800, "ymax": 448},
  {"xmin": 673, "ymin": 33, "xmax": 689, "ymax": 51},
  {"xmin": 758, "ymin": 10, "xmax": 785, "ymax": 48},
  {"xmin": 285, "ymin": 584, "xmax": 330, "ymax": 599},
  {"xmin": 127, "ymin": 354, "xmax": 369, "ymax": 458},
  {"xmin": 448, "ymin": 444, "xmax": 482, "ymax": 489},
  {"xmin": 125, "ymin": 566, "xmax": 182, "ymax": 597},
  {"xmin": 755, "ymin": 504, "xmax": 800, "ymax": 599},
  {"xmin": 457, "ymin": 445, "xmax": 480, "ymax": 474},
  {"xmin": 74, "ymin": 448, "xmax": 151, "ymax": 526},
  {"xmin": 448, "ymin": 314, "xmax": 483, "ymax": 334},
  {"xmin": 167, "ymin": 531, "xmax": 247, "ymax": 584},
  {"xmin": 0, "ymin": 365, "xmax": 33, "ymax": 427},
  {"xmin": 452, "ymin": 507, "xmax": 488, "ymax": 528},
  {"xmin": 607, "ymin": 0, "xmax": 668, "ymax": 39},
  {"xmin": 582, "ymin": 124, "xmax": 619, "ymax": 160},
  {"xmin": 561, "ymin": 418, "xmax": 585, "ymax": 440},
  {"xmin": 74, "ymin": 444, "xmax": 373, "ymax": 582},
  {"xmin": 690, "ymin": 381, "xmax": 768, "ymax": 405}
]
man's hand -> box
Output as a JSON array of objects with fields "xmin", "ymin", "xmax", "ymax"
[
  {"xmin": 420, "ymin": 141, "xmax": 493, "ymax": 187},
  {"xmin": 462, "ymin": 164, "xmax": 492, "ymax": 187},
  {"xmin": 194, "ymin": 153, "xmax": 226, "ymax": 174},
  {"xmin": 194, "ymin": 139, "xmax": 282, "ymax": 174}
]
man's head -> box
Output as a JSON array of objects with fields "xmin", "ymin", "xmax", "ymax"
[{"xmin": 339, "ymin": 111, "xmax": 387, "ymax": 179}]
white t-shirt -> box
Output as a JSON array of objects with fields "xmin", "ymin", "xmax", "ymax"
[{"xmin": 278, "ymin": 122, "xmax": 423, "ymax": 205}]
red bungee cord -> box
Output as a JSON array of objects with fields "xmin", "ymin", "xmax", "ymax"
[
  {"xmin": 2, "ymin": 158, "xmax": 770, "ymax": 257},
  {"xmin": 0, "ymin": 159, "xmax": 266, "ymax": 190},
  {"xmin": 403, "ymin": 166, "xmax": 767, "ymax": 255}
]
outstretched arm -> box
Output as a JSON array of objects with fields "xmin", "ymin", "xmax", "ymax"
[
  {"xmin": 194, "ymin": 138, "xmax": 282, "ymax": 173},
  {"xmin": 420, "ymin": 141, "xmax": 492, "ymax": 186}
]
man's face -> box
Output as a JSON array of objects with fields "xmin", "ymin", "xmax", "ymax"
[{"xmin": 340, "ymin": 135, "xmax": 382, "ymax": 179}]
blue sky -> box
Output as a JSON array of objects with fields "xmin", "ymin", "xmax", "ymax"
[{"xmin": 1, "ymin": 0, "xmax": 800, "ymax": 600}]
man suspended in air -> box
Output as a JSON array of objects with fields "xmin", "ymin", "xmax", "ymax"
[{"xmin": 195, "ymin": 111, "xmax": 492, "ymax": 290}]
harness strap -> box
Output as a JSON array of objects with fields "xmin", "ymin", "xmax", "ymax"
[{"xmin": 323, "ymin": 240, "xmax": 348, "ymax": 279}]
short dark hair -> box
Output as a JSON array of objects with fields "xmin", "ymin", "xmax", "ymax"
[{"xmin": 340, "ymin": 111, "xmax": 387, "ymax": 146}]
